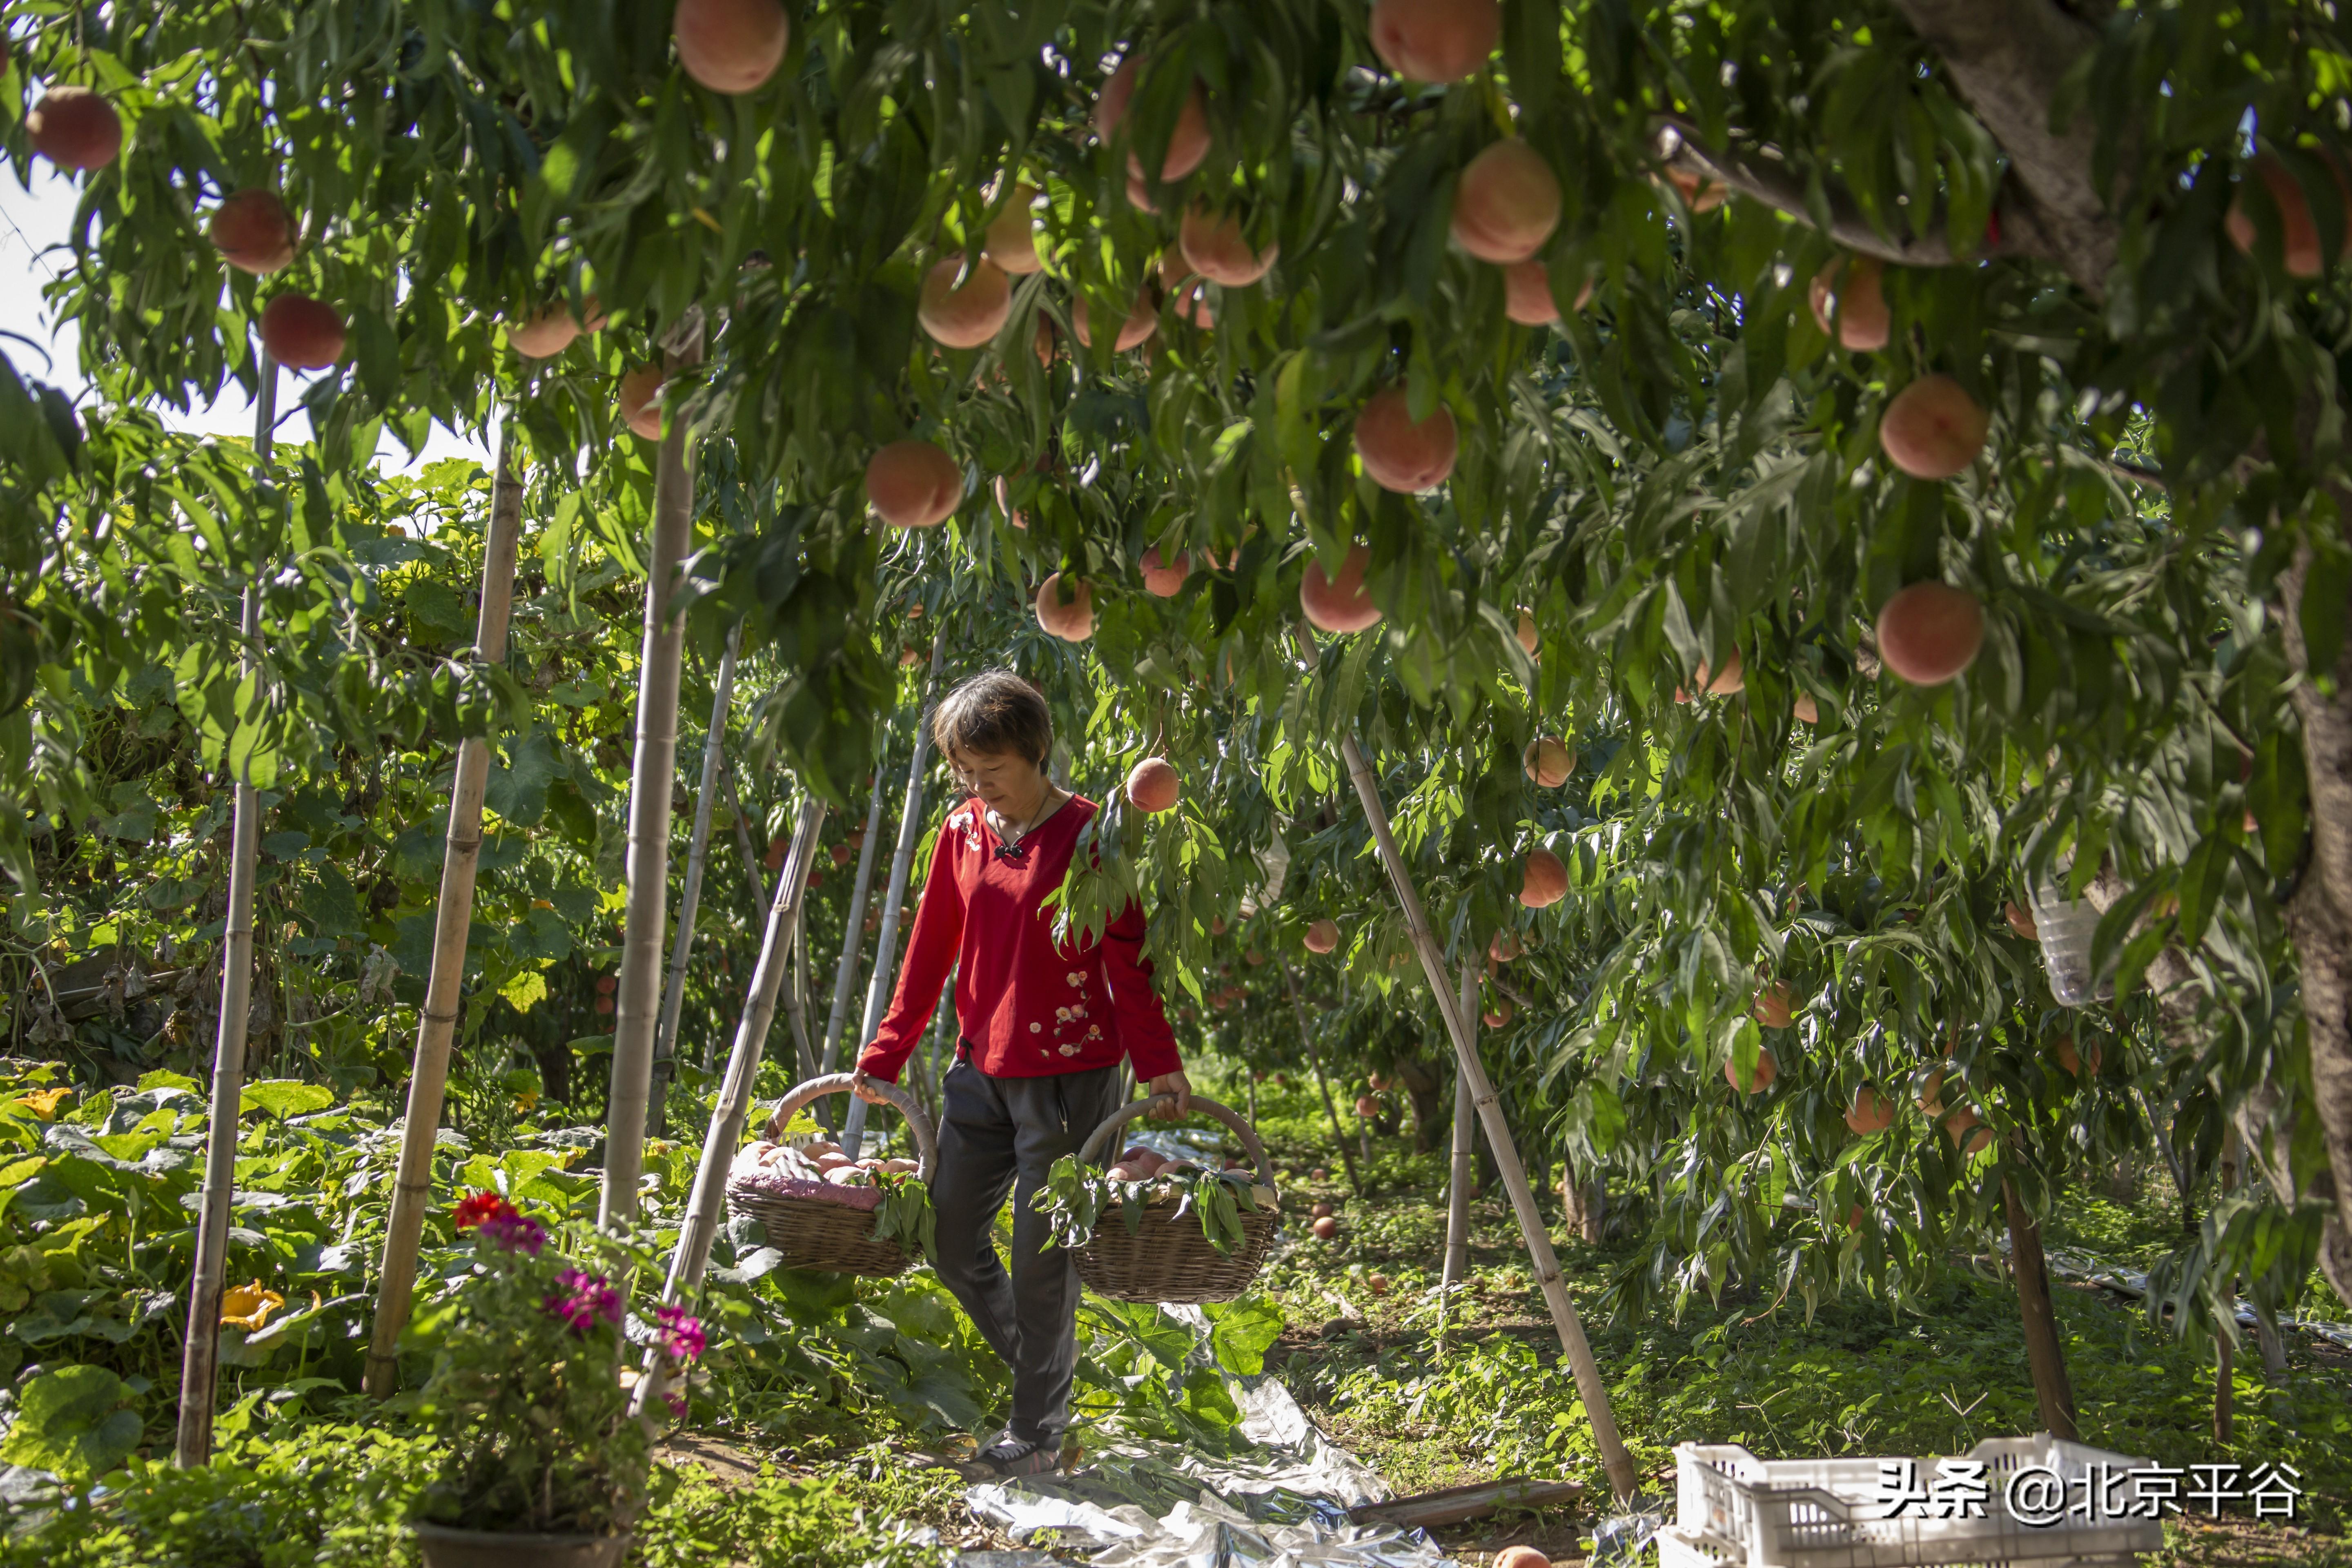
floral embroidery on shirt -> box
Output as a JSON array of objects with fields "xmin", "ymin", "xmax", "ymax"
[
  {"xmin": 1066, "ymin": 970, "xmax": 1086, "ymax": 986},
  {"xmin": 948, "ymin": 808, "xmax": 982, "ymax": 853}
]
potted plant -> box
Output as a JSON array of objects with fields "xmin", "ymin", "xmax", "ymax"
[{"xmin": 405, "ymin": 1191, "xmax": 705, "ymax": 1568}]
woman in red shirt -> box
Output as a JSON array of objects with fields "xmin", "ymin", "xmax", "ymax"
[{"xmin": 853, "ymin": 669, "xmax": 1189, "ymax": 1477}]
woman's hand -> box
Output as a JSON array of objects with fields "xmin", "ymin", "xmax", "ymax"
[
  {"xmin": 850, "ymin": 1069, "xmax": 891, "ymax": 1105},
  {"xmin": 1145, "ymin": 1070, "xmax": 1192, "ymax": 1118}
]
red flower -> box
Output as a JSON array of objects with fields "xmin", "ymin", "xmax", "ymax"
[{"xmin": 452, "ymin": 1191, "xmax": 517, "ymax": 1231}]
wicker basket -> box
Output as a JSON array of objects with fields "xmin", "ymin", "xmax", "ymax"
[
  {"xmin": 723, "ymin": 1073, "xmax": 938, "ymax": 1278},
  {"xmin": 1070, "ymin": 1095, "xmax": 1280, "ymax": 1303}
]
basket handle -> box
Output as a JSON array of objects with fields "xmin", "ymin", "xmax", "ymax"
[
  {"xmin": 1076, "ymin": 1094, "xmax": 1274, "ymax": 1186},
  {"xmin": 758, "ymin": 1073, "xmax": 938, "ymax": 1182}
]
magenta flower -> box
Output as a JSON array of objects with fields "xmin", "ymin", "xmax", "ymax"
[
  {"xmin": 655, "ymin": 1304, "xmax": 706, "ymax": 1363},
  {"xmin": 477, "ymin": 1211, "xmax": 546, "ymax": 1256},
  {"xmin": 541, "ymin": 1268, "xmax": 623, "ymax": 1334},
  {"xmin": 664, "ymin": 1390, "xmax": 688, "ymax": 1418}
]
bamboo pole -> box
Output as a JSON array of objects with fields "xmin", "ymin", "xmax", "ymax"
[
  {"xmin": 601, "ymin": 327, "xmax": 703, "ymax": 1232},
  {"xmin": 1333, "ymin": 721, "xmax": 1639, "ymax": 1503},
  {"xmin": 1442, "ymin": 962, "xmax": 1477, "ymax": 1292},
  {"xmin": 820, "ymin": 766, "xmax": 891, "ymax": 1070},
  {"xmin": 844, "ymin": 636, "xmax": 946, "ymax": 1159},
  {"xmin": 789, "ymin": 913, "xmax": 816, "ymax": 1081},
  {"xmin": 712, "ymin": 761, "xmax": 768, "ymax": 1072},
  {"xmin": 176, "ymin": 357, "xmax": 279, "ymax": 1466},
  {"xmin": 361, "ymin": 419, "xmax": 530, "ymax": 1400},
  {"xmin": 629, "ymin": 796, "xmax": 825, "ymax": 1422},
  {"xmin": 1278, "ymin": 962, "xmax": 1365, "ymax": 1198},
  {"xmin": 649, "ymin": 626, "xmax": 742, "ymax": 1133}
]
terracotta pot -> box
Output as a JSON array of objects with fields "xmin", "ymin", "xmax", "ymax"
[{"xmin": 413, "ymin": 1521, "xmax": 633, "ymax": 1568}]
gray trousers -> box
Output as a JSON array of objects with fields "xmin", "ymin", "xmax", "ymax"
[{"xmin": 932, "ymin": 1057, "xmax": 1124, "ymax": 1445}]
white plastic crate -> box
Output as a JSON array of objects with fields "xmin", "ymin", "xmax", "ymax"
[{"xmin": 1671, "ymin": 1434, "xmax": 2165, "ymax": 1568}]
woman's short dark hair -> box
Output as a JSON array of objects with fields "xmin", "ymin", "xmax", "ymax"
[{"xmin": 933, "ymin": 669, "xmax": 1053, "ymax": 766}]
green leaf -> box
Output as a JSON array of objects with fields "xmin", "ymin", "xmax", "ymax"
[
  {"xmin": 0, "ymin": 1363, "xmax": 143, "ymax": 1481},
  {"xmin": 240, "ymin": 1081, "xmax": 336, "ymax": 1121},
  {"xmin": 1204, "ymin": 1294, "xmax": 1284, "ymax": 1376}
]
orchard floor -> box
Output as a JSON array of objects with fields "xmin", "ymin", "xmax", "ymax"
[{"xmin": 659, "ymin": 1095, "xmax": 2352, "ymax": 1568}]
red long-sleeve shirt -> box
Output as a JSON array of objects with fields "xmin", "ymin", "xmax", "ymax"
[{"xmin": 856, "ymin": 793, "xmax": 1183, "ymax": 1082}]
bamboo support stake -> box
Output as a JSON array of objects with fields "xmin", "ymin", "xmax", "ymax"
[
  {"xmin": 1278, "ymin": 961, "xmax": 1365, "ymax": 1199},
  {"xmin": 649, "ymin": 626, "xmax": 742, "ymax": 1131},
  {"xmin": 711, "ymin": 761, "xmax": 767, "ymax": 1071},
  {"xmin": 630, "ymin": 797, "xmax": 825, "ymax": 1422},
  {"xmin": 177, "ymin": 357, "xmax": 279, "ymax": 1466},
  {"xmin": 844, "ymin": 636, "xmax": 946, "ymax": 1158},
  {"xmin": 788, "ymin": 914, "xmax": 817, "ymax": 1081},
  {"xmin": 1334, "ymin": 723, "xmax": 1639, "ymax": 1503},
  {"xmin": 820, "ymin": 766, "xmax": 891, "ymax": 1070},
  {"xmin": 361, "ymin": 418, "xmax": 529, "ymax": 1400},
  {"xmin": 1442, "ymin": 962, "xmax": 1477, "ymax": 1292},
  {"xmin": 602, "ymin": 326, "xmax": 703, "ymax": 1231}
]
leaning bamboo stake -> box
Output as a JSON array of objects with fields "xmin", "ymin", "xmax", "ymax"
[
  {"xmin": 361, "ymin": 418, "xmax": 530, "ymax": 1400},
  {"xmin": 629, "ymin": 796, "xmax": 825, "ymax": 1423},
  {"xmin": 649, "ymin": 626, "xmax": 742, "ymax": 1132},
  {"xmin": 1442, "ymin": 962, "xmax": 1477, "ymax": 1292},
  {"xmin": 1278, "ymin": 962, "xmax": 1365, "ymax": 1199},
  {"xmin": 177, "ymin": 357, "xmax": 280, "ymax": 1466},
  {"xmin": 602, "ymin": 325, "xmax": 704, "ymax": 1231},
  {"xmin": 819, "ymin": 765, "xmax": 891, "ymax": 1070},
  {"xmin": 844, "ymin": 635, "xmax": 946, "ymax": 1158},
  {"xmin": 1334, "ymin": 720, "xmax": 1639, "ymax": 1503}
]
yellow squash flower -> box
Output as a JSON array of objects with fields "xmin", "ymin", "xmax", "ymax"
[
  {"xmin": 220, "ymin": 1282, "xmax": 286, "ymax": 1331},
  {"xmin": 13, "ymin": 1088, "xmax": 71, "ymax": 1120}
]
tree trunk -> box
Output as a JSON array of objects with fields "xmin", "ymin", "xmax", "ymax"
[
  {"xmin": 361, "ymin": 417, "xmax": 528, "ymax": 1397},
  {"xmin": 1442, "ymin": 963, "xmax": 1476, "ymax": 1292},
  {"xmin": 1395, "ymin": 1053, "xmax": 1444, "ymax": 1151},
  {"xmin": 2002, "ymin": 1176, "xmax": 2080, "ymax": 1440},
  {"xmin": 629, "ymin": 796, "xmax": 824, "ymax": 1421},
  {"xmin": 843, "ymin": 637, "xmax": 944, "ymax": 1158},
  {"xmin": 2087, "ymin": 875, "xmax": 2352, "ymax": 1310},
  {"xmin": 1280, "ymin": 962, "xmax": 1365, "ymax": 1199},
  {"xmin": 649, "ymin": 626, "xmax": 741, "ymax": 1133},
  {"xmin": 601, "ymin": 328, "xmax": 702, "ymax": 1232},
  {"xmin": 2279, "ymin": 543, "xmax": 2352, "ymax": 1285},
  {"xmin": 1335, "ymin": 722, "xmax": 1639, "ymax": 1503},
  {"xmin": 176, "ymin": 359, "xmax": 278, "ymax": 1467}
]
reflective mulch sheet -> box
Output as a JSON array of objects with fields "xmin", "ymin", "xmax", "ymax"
[{"xmin": 962, "ymin": 1376, "xmax": 1452, "ymax": 1568}]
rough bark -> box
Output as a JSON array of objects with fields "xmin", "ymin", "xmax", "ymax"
[
  {"xmin": 1888, "ymin": 0, "xmax": 2118, "ymax": 294},
  {"xmin": 2002, "ymin": 1177, "xmax": 2081, "ymax": 1440},
  {"xmin": 2084, "ymin": 873, "xmax": 2352, "ymax": 1310},
  {"xmin": 1394, "ymin": 1052, "xmax": 1445, "ymax": 1152},
  {"xmin": 2279, "ymin": 543, "xmax": 2352, "ymax": 1262}
]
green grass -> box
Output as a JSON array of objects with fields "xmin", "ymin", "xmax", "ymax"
[{"xmin": 1235, "ymin": 1106, "xmax": 2352, "ymax": 1544}]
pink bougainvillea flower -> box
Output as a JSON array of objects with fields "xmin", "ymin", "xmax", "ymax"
[
  {"xmin": 477, "ymin": 1211, "xmax": 546, "ymax": 1256},
  {"xmin": 655, "ymin": 1304, "xmax": 706, "ymax": 1363},
  {"xmin": 452, "ymin": 1191, "xmax": 517, "ymax": 1230},
  {"xmin": 542, "ymin": 1268, "xmax": 623, "ymax": 1334}
]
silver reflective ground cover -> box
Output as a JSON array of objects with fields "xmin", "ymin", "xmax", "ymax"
[{"xmin": 963, "ymin": 1376, "xmax": 1452, "ymax": 1568}]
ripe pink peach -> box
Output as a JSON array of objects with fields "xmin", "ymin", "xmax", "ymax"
[
  {"xmin": 1354, "ymin": 384, "xmax": 1458, "ymax": 493},
  {"xmin": 1452, "ymin": 141, "xmax": 1560, "ymax": 264}
]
